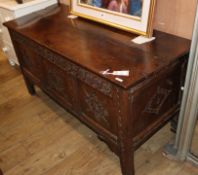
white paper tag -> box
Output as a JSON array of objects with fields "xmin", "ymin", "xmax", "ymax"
[
  {"xmin": 100, "ymin": 69, "xmax": 129, "ymax": 76},
  {"xmin": 132, "ymin": 36, "xmax": 155, "ymax": 45},
  {"xmin": 68, "ymin": 15, "xmax": 78, "ymax": 19},
  {"xmin": 115, "ymin": 77, "xmax": 123, "ymax": 82},
  {"xmin": 113, "ymin": 71, "xmax": 129, "ymax": 76}
]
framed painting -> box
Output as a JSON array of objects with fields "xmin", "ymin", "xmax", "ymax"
[{"xmin": 70, "ymin": 0, "xmax": 156, "ymax": 37}]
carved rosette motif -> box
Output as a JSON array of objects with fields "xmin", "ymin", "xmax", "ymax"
[
  {"xmin": 84, "ymin": 91, "xmax": 109, "ymax": 126},
  {"xmin": 12, "ymin": 31, "xmax": 113, "ymax": 97},
  {"xmin": 144, "ymin": 86, "xmax": 172, "ymax": 115}
]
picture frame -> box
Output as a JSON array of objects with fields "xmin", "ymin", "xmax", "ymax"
[{"xmin": 70, "ymin": 0, "xmax": 156, "ymax": 37}]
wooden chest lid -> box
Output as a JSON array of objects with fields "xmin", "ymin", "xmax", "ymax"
[{"xmin": 4, "ymin": 4, "xmax": 191, "ymax": 89}]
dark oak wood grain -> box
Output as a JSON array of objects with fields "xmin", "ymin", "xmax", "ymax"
[
  {"xmin": 4, "ymin": 4, "xmax": 190, "ymax": 175},
  {"xmin": 0, "ymin": 169, "xmax": 3, "ymax": 175}
]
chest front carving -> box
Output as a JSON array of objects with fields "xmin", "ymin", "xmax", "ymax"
[{"xmin": 84, "ymin": 92, "xmax": 109, "ymax": 125}]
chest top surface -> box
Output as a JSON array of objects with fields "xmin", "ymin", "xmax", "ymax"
[{"xmin": 4, "ymin": 4, "xmax": 191, "ymax": 89}]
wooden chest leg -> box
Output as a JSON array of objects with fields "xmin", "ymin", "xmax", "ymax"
[
  {"xmin": 0, "ymin": 169, "xmax": 3, "ymax": 175},
  {"xmin": 115, "ymin": 89, "xmax": 135, "ymax": 175},
  {"xmin": 24, "ymin": 76, "xmax": 36, "ymax": 95},
  {"xmin": 119, "ymin": 142, "xmax": 135, "ymax": 175}
]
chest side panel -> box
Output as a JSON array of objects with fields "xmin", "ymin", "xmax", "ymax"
[
  {"xmin": 130, "ymin": 60, "xmax": 185, "ymax": 142},
  {"xmin": 17, "ymin": 42, "xmax": 44, "ymax": 84}
]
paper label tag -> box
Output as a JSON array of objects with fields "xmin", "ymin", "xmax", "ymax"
[
  {"xmin": 68, "ymin": 15, "xmax": 78, "ymax": 19},
  {"xmin": 100, "ymin": 69, "xmax": 129, "ymax": 76},
  {"xmin": 132, "ymin": 36, "xmax": 155, "ymax": 45},
  {"xmin": 115, "ymin": 77, "xmax": 123, "ymax": 82}
]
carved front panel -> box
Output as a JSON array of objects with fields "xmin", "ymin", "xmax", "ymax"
[
  {"xmin": 78, "ymin": 82, "xmax": 117, "ymax": 135},
  {"xmin": 42, "ymin": 60, "xmax": 77, "ymax": 109},
  {"xmin": 85, "ymin": 93, "xmax": 109, "ymax": 124},
  {"xmin": 130, "ymin": 63, "xmax": 182, "ymax": 137}
]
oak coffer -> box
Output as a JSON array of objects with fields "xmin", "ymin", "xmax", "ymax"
[{"xmin": 4, "ymin": 4, "xmax": 191, "ymax": 175}]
